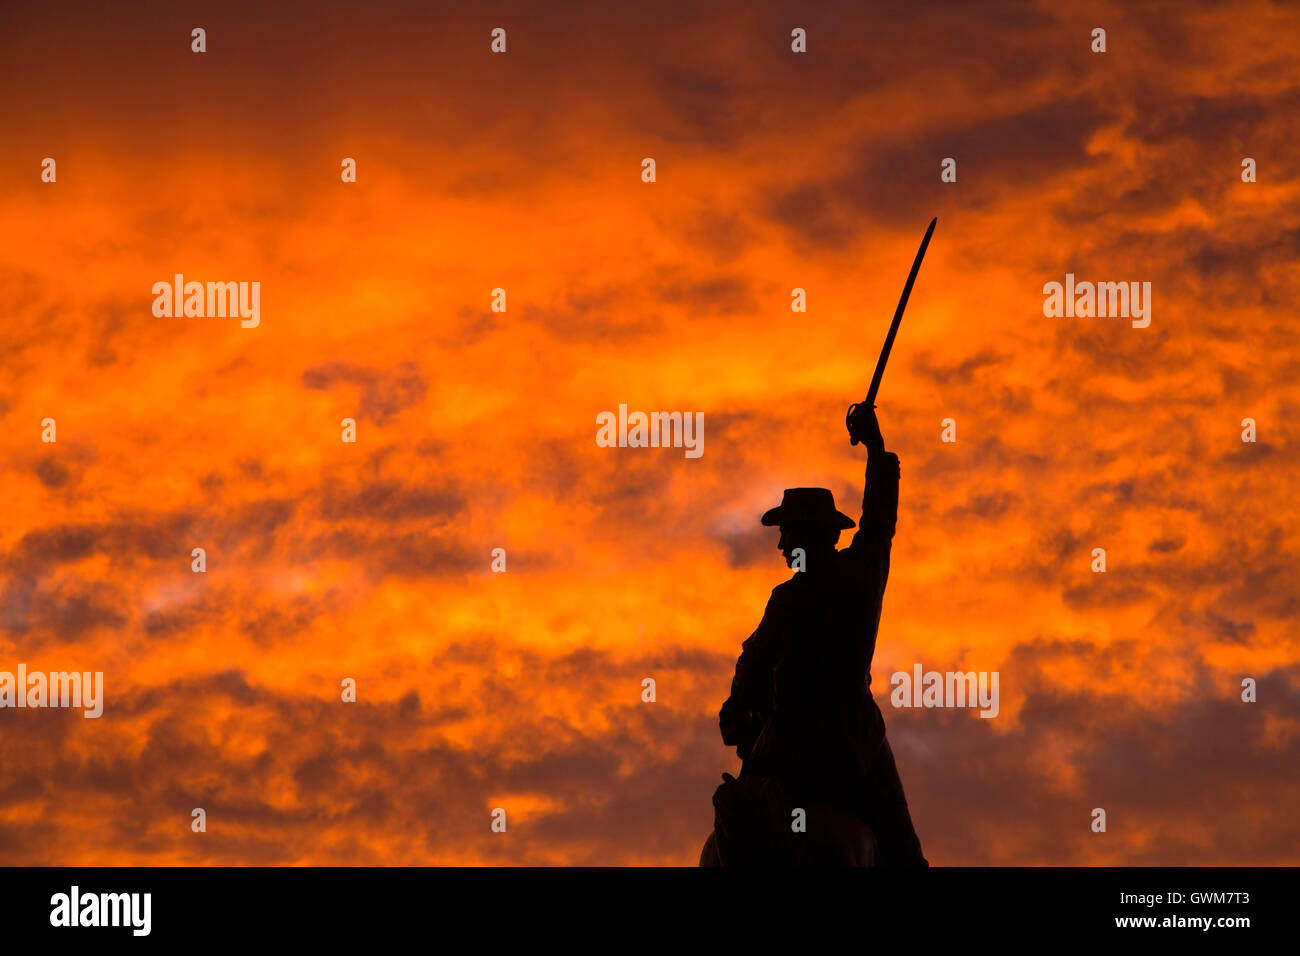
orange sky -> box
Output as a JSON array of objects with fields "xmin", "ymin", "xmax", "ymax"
[{"xmin": 1, "ymin": 0, "xmax": 1297, "ymax": 865}]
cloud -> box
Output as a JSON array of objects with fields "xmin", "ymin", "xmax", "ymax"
[{"xmin": 0, "ymin": 0, "xmax": 1295, "ymax": 866}]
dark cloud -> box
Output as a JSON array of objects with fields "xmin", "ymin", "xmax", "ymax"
[
  {"xmin": 654, "ymin": 68, "xmax": 752, "ymax": 147},
  {"xmin": 767, "ymin": 94, "xmax": 1118, "ymax": 247},
  {"xmin": 315, "ymin": 479, "xmax": 463, "ymax": 525},
  {"xmin": 0, "ymin": 578, "xmax": 126, "ymax": 643},
  {"xmin": 301, "ymin": 361, "xmax": 428, "ymax": 424},
  {"xmin": 0, "ymin": 644, "xmax": 734, "ymax": 864},
  {"xmin": 3, "ymin": 636, "xmax": 1295, "ymax": 864},
  {"xmin": 522, "ymin": 287, "xmax": 662, "ymax": 343},
  {"xmin": 656, "ymin": 273, "xmax": 757, "ymax": 316},
  {"xmin": 1, "ymin": 514, "xmax": 200, "ymax": 575},
  {"xmin": 712, "ymin": 525, "xmax": 776, "ymax": 569},
  {"xmin": 34, "ymin": 457, "xmax": 71, "ymax": 489},
  {"xmin": 911, "ymin": 348, "xmax": 1007, "ymax": 387},
  {"xmin": 886, "ymin": 648, "xmax": 1300, "ymax": 864}
]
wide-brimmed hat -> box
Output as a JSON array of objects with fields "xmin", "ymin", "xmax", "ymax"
[{"xmin": 761, "ymin": 488, "xmax": 855, "ymax": 529}]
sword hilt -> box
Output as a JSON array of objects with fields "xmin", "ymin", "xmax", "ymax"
[{"xmin": 845, "ymin": 400, "xmax": 877, "ymax": 446}]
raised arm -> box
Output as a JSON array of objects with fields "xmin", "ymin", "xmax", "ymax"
[{"xmin": 845, "ymin": 404, "xmax": 900, "ymax": 559}]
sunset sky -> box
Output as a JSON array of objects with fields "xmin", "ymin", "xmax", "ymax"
[{"xmin": 1, "ymin": 0, "xmax": 1297, "ymax": 865}]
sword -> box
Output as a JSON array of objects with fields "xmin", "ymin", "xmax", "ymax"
[{"xmin": 846, "ymin": 216, "xmax": 937, "ymax": 445}]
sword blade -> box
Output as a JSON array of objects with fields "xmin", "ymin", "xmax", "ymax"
[{"xmin": 863, "ymin": 216, "xmax": 936, "ymax": 405}]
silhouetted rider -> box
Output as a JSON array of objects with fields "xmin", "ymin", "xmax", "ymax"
[{"xmin": 718, "ymin": 405, "xmax": 927, "ymax": 866}]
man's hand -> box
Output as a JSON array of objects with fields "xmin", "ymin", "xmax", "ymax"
[{"xmin": 847, "ymin": 402, "xmax": 886, "ymax": 456}]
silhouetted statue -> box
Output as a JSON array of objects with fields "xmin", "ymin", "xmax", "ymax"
[{"xmin": 701, "ymin": 405, "xmax": 927, "ymax": 867}]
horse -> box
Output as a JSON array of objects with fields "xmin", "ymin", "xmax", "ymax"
[{"xmin": 698, "ymin": 773, "xmax": 876, "ymax": 866}]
